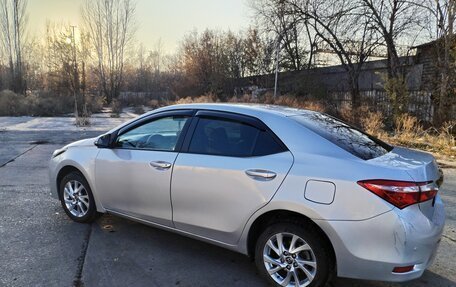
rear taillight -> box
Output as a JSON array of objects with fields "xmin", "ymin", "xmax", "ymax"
[{"xmin": 357, "ymin": 180, "xmax": 438, "ymax": 209}]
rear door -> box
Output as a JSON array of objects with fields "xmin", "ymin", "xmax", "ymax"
[{"xmin": 171, "ymin": 111, "xmax": 294, "ymax": 244}]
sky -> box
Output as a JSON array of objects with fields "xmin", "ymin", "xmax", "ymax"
[{"xmin": 27, "ymin": 0, "xmax": 251, "ymax": 53}]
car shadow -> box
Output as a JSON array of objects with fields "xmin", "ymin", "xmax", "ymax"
[{"xmin": 83, "ymin": 214, "xmax": 454, "ymax": 287}]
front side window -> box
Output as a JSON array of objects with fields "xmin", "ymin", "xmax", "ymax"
[
  {"xmin": 188, "ymin": 117, "xmax": 285, "ymax": 157},
  {"xmin": 115, "ymin": 116, "xmax": 190, "ymax": 151}
]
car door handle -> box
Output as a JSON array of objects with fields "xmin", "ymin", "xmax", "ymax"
[
  {"xmin": 149, "ymin": 161, "xmax": 172, "ymax": 170},
  {"xmin": 245, "ymin": 169, "xmax": 277, "ymax": 180}
]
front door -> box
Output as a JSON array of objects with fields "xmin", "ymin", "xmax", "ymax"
[{"xmin": 95, "ymin": 112, "xmax": 192, "ymax": 226}]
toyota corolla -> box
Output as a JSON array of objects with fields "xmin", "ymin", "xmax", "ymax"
[{"xmin": 49, "ymin": 103, "xmax": 445, "ymax": 287}]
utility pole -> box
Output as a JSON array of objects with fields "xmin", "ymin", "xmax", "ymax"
[
  {"xmin": 274, "ymin": 38, "xmax": 280, "ymax": 98},
  {"xmin": 70, "ymin": 25, "xmax": 79, "ymax": 117},
  {"xmin": 274, "ymin": 34, "xmax": 283, "ymax": 98}
]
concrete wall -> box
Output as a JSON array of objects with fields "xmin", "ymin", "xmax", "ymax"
[{"xmin": 231, "ymin": 56, "xmax": 424, "ymax": 96}]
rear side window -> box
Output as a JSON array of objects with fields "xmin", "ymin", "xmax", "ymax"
[
  {"xmin": 188, "ymin": 117, "xmax": 285, "ymax": 157},
  {"xmin": 292, "ymin": 112, "xmax": 392, "ymax": 160},
  {"xmin": 253, "ymin": 129, "xmax": 285, "ymax": 156}
]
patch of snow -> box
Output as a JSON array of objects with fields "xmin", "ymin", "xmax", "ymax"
[{"xmin": 0, "ymin": 110, "xmax": 137, "ymax": 132}]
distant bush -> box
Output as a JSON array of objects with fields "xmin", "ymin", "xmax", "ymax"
[
  {"xmin": 0, "ymin": 90, "xmax": 108, "ymax": 117},
  {"xmin": 28, "ymin": 93, "xmax": 74, "ymax": 116},
  {"xmin": 86, "ymin": 94, "xmax": 105, "ymax": 114},
  {"xmin": 133, "ymin": 106, "xmax": 145, "ymax": 115},
  {"xmin": 110, "ymin": 99, "xmax": 122, "ymax": 117},
  {"xmin": 383, "ymin": 75, "xmax": 409, "ymax": 125},
  {"xmin": 147, "ymin": 99, "xmax": 160, "ymax": 109},
  {"xmin": 0, "ymin": 90, "xmax": 27, "ymax": 116},
  {"xmin": 0, "ymin": 90, "xmax": 74, "ymax": 116}
]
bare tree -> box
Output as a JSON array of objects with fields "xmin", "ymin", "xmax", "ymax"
[
  {"xmin": 286, "ymin": 0, "xmax": 381, "ymax": 109},
  {"xmin": 131, "ymin": 40, "xmax": 164, "ymax": 93},
  {"xmin": 150, "ymin": 39, "xmax": 163, "ymax": 74},
  {"xmin": 244, "ymin": 27, "xmax": 275, "ymax": 75},
  {"xmin": 82, "ymin": 0, "xmax": 136, "ymax": 103},
  {"xmin": 42, "ymin": 21, "xmax": 97, "ymax": 117},
  {"xmin": 360, "ymin": 0, "xmax": 425, "ymax": 78},
  {"xmin": 225, "ymin": 31, "xmax": 246, "ymax": 79},
  {"xmin": 178, "ymin": 30, "xmax": 230, "ymax": 95},
  {"xmin": 44, "ymin": 23, "xmax": 79, "ymax": 110},
  {"xmin": 250, "ymin": 0, "xmax": 310, "ymax": 71},
  {"xmin": 0, "ymin": 0, "xmax": 27, "ymax": 93}
]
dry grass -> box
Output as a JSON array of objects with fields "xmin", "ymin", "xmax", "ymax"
[
  {"xmin": 394, "ymin": 114, "xmax": 424, "ymax": 139},
  {"xmin": 381, "ymin": 114, "xmax": 456, "ymax": 158},
  {"xmin": 110, "ymin": 99, "xmax": 122, "ymax": 117},
  {"xmin": 228, "ymin": 94, "xmax": 257, "ymax": 103},
  {"xmin": 74, "ymin": 105, "xmax": 91, "ymax": 127},
  {"xmin": 174, "ymin": 93, "xmax": 218, "ymax": 104},
  {"xmin": 170, "ymin": 93, "xmax": 326, "ymax": 113},
  {"xmin": 227, "ymin": 93, "xmax": 327, "ymax": 113},
  {"xmin": 337, "ymin": 104, "xmax": 354, "ymax": 123},
  {"xmin": 360, "ymin": 111, "xmax": 387, "ymax": 139},
  {"xmin": 75, "ymin": 116, "xmax": 91, "ymax": 126},
  {"xmin": 420, "ymin": 121, "xmax": 456, "ymax": 157}
]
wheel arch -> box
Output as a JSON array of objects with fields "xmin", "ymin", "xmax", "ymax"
[
  {"xmin": 246, "ymin": 209, "xmax": 336, "ymax": 268},
  {"xmin": 56, "ymin": 165, "xmax": 85, "ymax": 200},
  {"xmin": 55, "ymin": 163, "xmax": 105, "ymax": 213}
]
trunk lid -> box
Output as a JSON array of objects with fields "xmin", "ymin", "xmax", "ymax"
[{"xmin": 368, "ymin": 147, "xmax": 443, "ymax": 218}]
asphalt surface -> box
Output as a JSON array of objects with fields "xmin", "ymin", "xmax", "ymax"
[{"xmin": 0, "ymin": 125, "xmax": 455, "ymax": 287}]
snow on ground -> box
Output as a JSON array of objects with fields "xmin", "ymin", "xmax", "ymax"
[{"xmin": 0, "ymin": 109, "xmax": 139, "ymax": 132}]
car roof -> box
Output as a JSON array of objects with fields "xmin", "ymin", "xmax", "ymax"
[{"xmin": 156, "ymin": 103, "xmax": 311, "ymax": 118}]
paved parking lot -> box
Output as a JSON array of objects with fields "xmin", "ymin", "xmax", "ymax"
[{"xmin": 0, "ymin": 118, "xmax": 455, "ymax": 287}]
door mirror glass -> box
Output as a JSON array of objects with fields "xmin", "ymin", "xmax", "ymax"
[{"xmin": 95, "ymin": 134, "xmax": 112, "ymax": 148}]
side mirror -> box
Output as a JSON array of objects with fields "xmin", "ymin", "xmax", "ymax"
[{"xmin": 95, "ymin": 134, "xmax": 112, "ymax": 148}]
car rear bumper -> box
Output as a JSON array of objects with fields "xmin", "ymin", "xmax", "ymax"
[{"xmin": 316, "ymin": 195, "xmax": 445, "ymax": 282}]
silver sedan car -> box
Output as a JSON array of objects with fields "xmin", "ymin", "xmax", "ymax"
[{"xmin": 49, "ymin": 103, "xmax": 445, "ymax": 287}]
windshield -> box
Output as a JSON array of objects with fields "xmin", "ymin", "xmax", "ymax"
[{"xmin": 292, "ymin": 112, "xmax": 392, "ymax": 160}]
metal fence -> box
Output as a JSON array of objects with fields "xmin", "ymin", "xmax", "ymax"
[{"xmin": 328, "ymin": 90, "xmax": 434, "ymax": 122}]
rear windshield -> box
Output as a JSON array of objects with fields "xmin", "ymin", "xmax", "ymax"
[{"xmin": 292, "ymin": 112, "xmax": 392, "ymax": 160}]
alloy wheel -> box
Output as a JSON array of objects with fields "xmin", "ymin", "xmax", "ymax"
[
  {"xmin": 263, "ymin": 232, "xmax": 317, "ymax": 287},
  {"xmin": 63, "ymin": 180, "xmax": 90, "ymax": 217}
]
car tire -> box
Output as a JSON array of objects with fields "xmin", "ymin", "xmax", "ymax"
[
  {"xmin": 59, "ymin": 171, "xmax": 99, "ymax": 223},
  {"xmin": 255, "ymin": 222, "xmax": 334, "ymax": 287}
]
